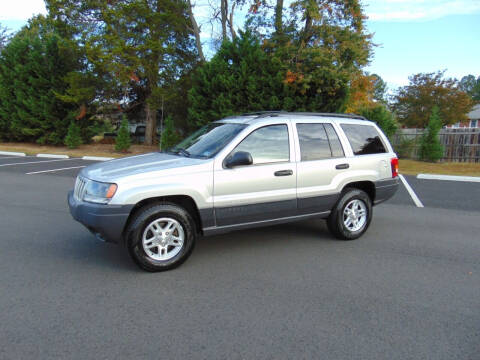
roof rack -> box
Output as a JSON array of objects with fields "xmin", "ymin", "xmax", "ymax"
[
  {"xmin": 293, "ymin": 112, "xmax": 367, "ymax": 120},
  {"xmin": 240, "ymin": 111, "xmax": 367, "ymax": 121}
]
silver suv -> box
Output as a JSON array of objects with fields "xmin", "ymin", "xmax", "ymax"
[{"xmin": 68, "ymin": 112, "xmax": 399, "ymax": 271}]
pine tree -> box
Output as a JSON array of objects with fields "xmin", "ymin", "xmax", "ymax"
[
  {"xmin": 64, "ymin": 120, "xmax": 82, "ymax": 148},
  {"xmin": 115, "ymin": 116, "xmax": 131, "ymax": 152},
  {"xmin": 0, "ymin": 16, "xmax": 84, "ymax": 144},
  {"xmin": 160, "ymin": 116, "xmax": 180, "ymax": 150},
  {"xmin": 419, "ymin": 106, "xmax": 444, "ymax": 162},
  {"xmin": 188, "ymin": 31, "xmax": 284, "ymax": 128}
]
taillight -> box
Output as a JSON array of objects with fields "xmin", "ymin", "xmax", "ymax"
[{"xmin": 391, "ymin": 157, "xmax": 399, "ymax": 178}]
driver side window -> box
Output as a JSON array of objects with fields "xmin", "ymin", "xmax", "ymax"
[{"xmin": 234, "ymin": 125, "xmax": 289, "ymax": 165}]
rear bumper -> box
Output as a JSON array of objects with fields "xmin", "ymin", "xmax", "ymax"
[
  {"xmin": 374, "ymin": 178, "xmax": 400, "ymax": 205},
  {"xmin": 68, "ymin": 191, "xmax": 133, "ymax": 243}
]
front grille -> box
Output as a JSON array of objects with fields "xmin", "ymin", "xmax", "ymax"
[{"xmin": 74, "ymin": 176, "xmax": 88, "ymax": 201}]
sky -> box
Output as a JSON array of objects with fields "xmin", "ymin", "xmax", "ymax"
[{"xmin": 1, "ymin": 0, "xmax": 479, "ymax": 91}]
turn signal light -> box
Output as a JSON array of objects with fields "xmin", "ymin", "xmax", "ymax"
[
  {"xmin": 106, "ymin": 184, "xmax": 118, "ymax": 199},
  {"xmin": 391, "ymin": 158, "xmax": 399, "ymax": 178}
]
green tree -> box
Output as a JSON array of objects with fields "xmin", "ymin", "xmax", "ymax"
[
  {"xmin": 160, "ymin": 116, "xmax": 181, "ymax": 150},
  {"xmin": 359, "ymin": 105, "xmax": 397, "ymax": 140},
  {"xmin": 419, "ymin": 106, "xmax": 444, "ymax": 162},
  {"xmin": 64, "ymin": 120, "xmax": 83, "ymax": 148},
  {"xmin": 392, "ymin": 71, "xmax": 473, "ymax": 127},
  {"xmin": 189, "ymin": 31, "xmax": 284, "ymax": 127},
  {"xmin": 248, "ymin": 0, "xmax": 372, "ymax": 113},
  {"xmin": 0, "ymin": 16, "xmax": 85, "ymax": 144},
  {"xmin": 459, "ymin": 74, "xmax": 480, "ymax": 102},
  {"xmin": 46, "ymin": 0, "xmax": 199, "ymax": 145},
  {"xmin": 115, "ymin": 116, "xmax": 131, "ymax": 152},
  {"xmin": 371, "ymin": 74, "xmax": 388, "ymax": 104}
]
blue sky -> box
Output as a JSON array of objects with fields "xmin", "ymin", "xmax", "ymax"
[{"xmin": 1, "ymin": 0, "xmax": 479, "ymax": 91}]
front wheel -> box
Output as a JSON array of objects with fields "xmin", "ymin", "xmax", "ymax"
[
  {"xmin": 126, "ymin": 203, "xmax": 196, "ymax": 272},
  {"xmin": 327, "ymin": 189, "xmax": 372, "ymax": 240}
]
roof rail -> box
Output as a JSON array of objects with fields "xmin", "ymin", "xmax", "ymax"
[
  {"xmin": 292, "ymin": 112, "xmax": 367, "ymax": 120},
  {"xmin": 239, "ymin": 111, "xmax": 367, "ymax": 121},
  {"xmin": 241, "ymin": 111, "xmax": 285, "ymax": 116}
]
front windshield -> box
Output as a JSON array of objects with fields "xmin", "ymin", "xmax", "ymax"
[{"xmin": 168, "ymin": 122, "xmax": 247, "ymax": 159}]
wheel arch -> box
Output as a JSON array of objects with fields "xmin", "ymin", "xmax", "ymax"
[
  {"xmin": 122, "ymin": 195, "xmax": 204, "ymax": 241},
  {"xmin": 342, "ymin": 181, "xmax": 375, "ymax": 204}
]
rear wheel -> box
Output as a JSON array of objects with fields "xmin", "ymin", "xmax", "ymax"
[
  {"xmin": 327, "ymin": 189, "xmax": 372, "ymax": 240},
  {"xmin": 126, "ymin": 203, "xmax": 196, "ymax": 272}
]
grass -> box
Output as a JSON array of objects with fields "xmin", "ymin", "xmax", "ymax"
[
  {"xmin": 399, "ymin": 159, "xmax": 480, "ymax": 177},
  {"xmin": 1, "ymin": 142, "xmax": 479, "ymax": 177}
]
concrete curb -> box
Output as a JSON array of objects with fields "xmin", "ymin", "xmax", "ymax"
[
  {"xmin": 417, "ymin": 173, "xmax": 480, "ymax": 183},
  {"xmin": 82, "ymin": 156, "xmax": 114, "ymax": 161},
  {"xmin": 0, "ymin": 151, "xmax": 26, "ymax": 157},
  {"xmin": 36, "ymin": 154, "xmax": 70, "ymax": 159}
]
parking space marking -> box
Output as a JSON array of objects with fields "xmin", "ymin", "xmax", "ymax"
[
  {"xmin": 0, "ymin": 159, "xmax": 74, "ymax": 167},
  {"xmin": 26, "ymin": 166, "xmax": 86, "ymax": 175},
  {"xmin": 399, "ymin": 174, "xmax": 424, "ymax": 208}
]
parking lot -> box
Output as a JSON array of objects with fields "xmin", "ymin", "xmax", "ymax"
[{"xmin": 0, "ymin": 154, "xmax": 479, "ymax": 359}]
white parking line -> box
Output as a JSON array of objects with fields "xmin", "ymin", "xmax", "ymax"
[
  {"xmin": 399, "ymin": 174, "xmax": 424, "ymax": 208},
  {"xmin": 0, "ymin": 159, "xmax": 74, "ymax": 167},
  {"xmin": 26, "ymin": 166, "xmax": 86, "ymax": 175}
]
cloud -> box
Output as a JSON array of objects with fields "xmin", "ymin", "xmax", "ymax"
[
  {"xmin": 365, "ymin": 0, "xmax": 480, "ymax": 21},
  {"xmin": 0, "ymin": 0, "xmax": 46, "ymax": 21}
]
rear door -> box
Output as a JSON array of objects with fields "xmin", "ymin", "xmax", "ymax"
[
  {"xmin": 294, "ymin": 121, "xmax": 347, "ymax": 214},
  {"xmin": 213, "ymin": 123, "xmax": 297, "ymax": 226}
]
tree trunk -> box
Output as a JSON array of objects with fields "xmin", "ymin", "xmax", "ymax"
[
  {"xmin": 187, "ymin": 0, "xmax": 205, "ymax": 62},
  {"xmin": 275, "ymin": 0, "xmax": 284, "ymax": 35},
  {"xmin": 221, "ymin": 0, "xmax": 228, "ymax": 41},
  {"xmin": 228, "ymin": 2, "xmax": 236, "ymax": 40},
  {"xmin": 144, "ymin": 102, "xmax": 157, "ymax": 146}
]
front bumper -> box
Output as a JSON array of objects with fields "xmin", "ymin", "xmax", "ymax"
[
  {"xmin": 68, "ymin": 191, "xmax": 133, "ymax": 243},
  {"xmin": 374, "ymin": 178, "xmax": 400, "ymax": 205}
]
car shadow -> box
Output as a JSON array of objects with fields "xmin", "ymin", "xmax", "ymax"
[
  {"xmin": 51, "ymin": 219, "xmax": 334, "ymax": 273},
  {"xmin": 194, "ymin": 218, "xmax": 335, "ymax": 256}
]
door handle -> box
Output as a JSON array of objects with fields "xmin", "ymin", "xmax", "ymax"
[
  {"xmin": 274, "ymin": 170, "xmax": 293, "ymax": 176},
  {"xmin": 335, "ymin": 163, "xmax": 349, "ymax": 170}
]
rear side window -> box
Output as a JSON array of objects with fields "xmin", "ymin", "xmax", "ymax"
[
  {"xmin": 296, "ymin": 123, "xmax": 345, "ymax": 161},
  {"xmin": 341, "ymin": 124, "xmax": 387, "ymax": 155},
  {"xmin": 324, "ymin": 124, "xmax": 344, "ymax": 157}
]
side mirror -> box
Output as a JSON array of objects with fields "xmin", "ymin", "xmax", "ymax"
[{"xmin": 225, "ymin": 151, "xmax": 253, "ymax": 168}]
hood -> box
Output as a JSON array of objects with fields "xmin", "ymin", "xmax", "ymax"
[{"xmin": 80, "ymin": 152, "xmax": 207, "ymax": 182}]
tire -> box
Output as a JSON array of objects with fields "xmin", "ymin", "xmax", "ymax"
[
  {"xmin": 327, "ymin": 188, "xmax": 372, "ymax": 240},
  {"xmin": 126, "ymin": 203, "xmax": 197, "ymax": 272}
]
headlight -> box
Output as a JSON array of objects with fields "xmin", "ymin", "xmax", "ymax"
[{"xmin": 83, "ymin": 180, "xmax": 118, "ymax": 204}]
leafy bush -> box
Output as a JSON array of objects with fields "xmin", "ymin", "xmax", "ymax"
[
  {"xmin": 359, "ymin": 105, "xmax": 398, "ymax": 139},
  {"xmin": 115, "ymin": 116, "xmax": 131, "ymax": 152},
  {"xmin": 419, "ymin": 106, "xmax": 444, "ymax": 162},
  {"xmin": 64, "ymin": 121, "xmax": 83, "ymax": 149},
  {"xmin": 395, "ymin": 137, "xmax": 416, "ymax": 159}
]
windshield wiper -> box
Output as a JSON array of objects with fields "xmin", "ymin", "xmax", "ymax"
[{"xmin": 170, "ymin": 148, "xmax": 191, "ymax": 157}]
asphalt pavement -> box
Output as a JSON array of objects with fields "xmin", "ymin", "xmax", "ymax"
[{"xmin": 0, "ymin": 155, "xmax": 479, "ymax": 360}]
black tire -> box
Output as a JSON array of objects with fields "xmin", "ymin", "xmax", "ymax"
[
  {"xmin": 327, "ymin": 188, "xmax": 372, "ymax": 240},
  {"xmin": 126, "ymin": 203, "xmax": 197, "ymax": 272}
]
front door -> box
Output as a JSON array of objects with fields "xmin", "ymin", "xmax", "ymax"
[{"xmin": 213, "ymin": 124, "xmax": 297, "ymax": 227}]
